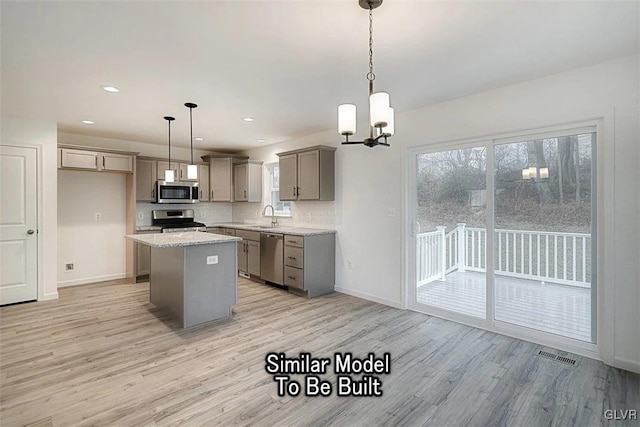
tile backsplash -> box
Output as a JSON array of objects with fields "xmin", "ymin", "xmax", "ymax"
[
  {"xmin": 136, "ymin": 202, "xmax": 232, "ymax": 226},
  {"xmin": 232, "ymin": 201, "xmax": 335, "ymax": 229}
]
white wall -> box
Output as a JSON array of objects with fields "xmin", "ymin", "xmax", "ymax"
[
  {"xmin": 1, "ymin": 116, "xmax": 58, "ymax": 300},
  {"xmin": 57, "ymin": 170, "xmax": 127, "ymax": 286},
  {"xmin": 237, "ymin": 55, "xmax": 640, "ymax": 372}
]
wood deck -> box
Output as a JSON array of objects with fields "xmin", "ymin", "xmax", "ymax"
[
  {"xmin": 1, "ymin": 278, "xmax": 635, "ymax": 426},
  {"xmin": 417, "ymin": 271, "xmax": 592, "ymax": 341}
]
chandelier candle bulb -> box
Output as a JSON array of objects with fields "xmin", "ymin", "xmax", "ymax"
[
  {"xmin": 539, "ymin": 167, "xmax": 549, "ymax": 179},
  {"xmin": 382, "ymin": 107, "xmax": 395, "ymax": 136},
  {"xmin": 338, "ymin": 104, "xmax": 357, "ymax": 135},
  {"xmin": 370, "ymin": 92, "xmax": 390, "ymax": 128}
]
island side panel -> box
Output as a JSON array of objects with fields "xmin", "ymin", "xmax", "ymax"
[
  {"xmin": 150, "ymin": 246, "xmax": 185, "ymax": 326},
  {"xmin": 183, "ymin": 241, "xmax": 238, "ymax": 327}
]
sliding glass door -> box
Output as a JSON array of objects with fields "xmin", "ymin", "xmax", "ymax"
[
  {"xmin": 409, "ymin": 128, "xmax": 596, "ymax": 345},
  {"xmin": 493, "ymin": 132, "xmax": 595, "ymax": 342},
  {"xmin": 412, "ymin": 146, "xmax": 487, "ymax": 319}
]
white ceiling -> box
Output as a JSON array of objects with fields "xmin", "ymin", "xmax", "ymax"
[{"xmin": 1, "ymin": 1, "xmax": 638, "ymax": 152}]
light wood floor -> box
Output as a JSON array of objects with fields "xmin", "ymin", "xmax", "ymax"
[
  {"xmin": 1, "ymin": 278, "xmax": 637, "ymax": 426},
  {"xmin": 417, "ymin": 271, "xmax": 591, "ymax": 341}
]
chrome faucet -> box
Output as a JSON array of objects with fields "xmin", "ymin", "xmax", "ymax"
[{"xmin": 262, "ymin": 204, "xmax": 278, "ymax": 226}]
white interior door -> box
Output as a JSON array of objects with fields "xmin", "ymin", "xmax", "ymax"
[{"xmin": 0, "ymin": 145, "xmax": 38, "ymax": 305}]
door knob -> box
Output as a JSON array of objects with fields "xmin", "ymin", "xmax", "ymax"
[{"xmin": 27, "ymin": 229, "xmax": 35, "ymax": 235}]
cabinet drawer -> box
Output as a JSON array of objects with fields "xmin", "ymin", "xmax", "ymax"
[
  {"xmin": 236, "ymin": 229, "xmax": 261, "ymax": 242},
  {"xmin": 284, "ymin": 235, "xmax": 304, "ymax": 248},
  {"xmin": 284, "ymin": 246, "xmax": 303, "ymax": 268},
  {"xmin": 223, "ymin": 228, "xmax": 236, "ymax": 236},
  {"xmin": 207, "ymin": 227, "xmax": 222, "ymax": 234},
  {"xmin": 285, "ymin": 266, "xmax": 304, "ymax": 290}
]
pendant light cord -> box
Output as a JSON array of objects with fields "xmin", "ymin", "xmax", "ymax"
[
  {"xmin": 189, "ymin": 107, "xmax": 193, "ymax": 164},
  {"xmin": 168, "ymin": 120, "xmax": 171, "ymax": 167},
  {"xmin": 367, "ymin": 2, "xmax": 375, "ymax": 138}
]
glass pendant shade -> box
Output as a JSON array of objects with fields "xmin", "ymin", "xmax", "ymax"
[
  {"xmin": 529, "ymin": 166, "xmax": 538, "ymax": 179},
  {"xmin": 187, "ymin": 164, "xmax": 198, "ymax": 180},
  {"xmin": 522, "ymin": 168, "xmax": 530, "ymax": 180},
  {"xmin": 370, "ymin": 92, "xmax": 390, "ymax": 128},
  {"xmin": 164, "ymin": 169, "xmax": 175, "ymax": 183},
  {"xmin": 338, "ymin": 104, "xmax": 357, "ymax": 135},
  {"xmin": 382, "ymin": 107, "xmax": 395, "ymax": 136}
]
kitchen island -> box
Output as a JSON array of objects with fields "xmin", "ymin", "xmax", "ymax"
[{"xmin": 125, "ymin": 232, "xmax": 241, "ymax": 328}]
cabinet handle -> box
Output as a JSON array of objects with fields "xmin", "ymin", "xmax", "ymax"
[
  {"xmin": 102, "ymin": 156, "xmax": 105, "ymax": 169},
  {"xmin": 211, "ymin": 190, "xmax": 214, "ymax": 199},
  {"xmin": 244, "ymin": 190, "xmax": 247, "ymax": 198},
  {"xmin": 287, "ymin": 240, "xmax": 296, "ymax": 244},
  {"xmin": 200, "ymin": 190, "xmax": 203, "ymax": 199},
  {"xmin": 293, "ymin": 186, "xmax": 296, "ymax": 196},
  {"xmin": 287, "ymin": 275, "xmax": 296, "ymax": 280},
  {"xmin": 152, "ymin": 188, "xmax": 155, "ymax": 198},
  {"xmin": 287, "ymin": 256, "xmax": 296, "ymax": 260}
]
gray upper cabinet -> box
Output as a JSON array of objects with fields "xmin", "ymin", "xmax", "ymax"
[
  {"xmin": 198, "ymin": 164, "xmax": 210, "ymax": 201},
  {"xmin": 59, "ymin": 146, "xmax": 135, "ymax": 173},
  {"xmin": 234, "ymin": 161, "xmax": 263, "ymax": 202},
  {"xmin": 209, "ymin": 157, "xmax": 233, "ymax": 202},
  {"xmin": 156, "ymin": 160, "xmax": 179, "ymax": 180},
  {"xmin": 277, "ymin": 145, "xmax": 336, "ymax": 201},
  {"xmin": 136, "ymin": 158, "xmax": 157, "ymax": 201},
  {"xmin": 178, "ymin": 163, "xmax": 199, "ymax": 182}
]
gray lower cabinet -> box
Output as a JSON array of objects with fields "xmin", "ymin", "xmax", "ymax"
[
  {"xmin": 135, "ymin": 230, "xmax": 156, "ymax": 281},
  {"xmin": 236, "ymin": 230, "xmax": 260, "ymax": 276},
  {"xmin": 284, "ymin": 233, "xmax": 335, "ymax": 297}
]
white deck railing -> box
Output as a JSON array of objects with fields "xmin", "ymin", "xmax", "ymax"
[{"xmin": 417, "ymin": 224, "xmax": 591, "ymax": 288}]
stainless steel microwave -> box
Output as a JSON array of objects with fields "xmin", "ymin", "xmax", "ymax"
[{"xmin": 155, "ymin": 181, "xmax": 199, "ymax": 204}]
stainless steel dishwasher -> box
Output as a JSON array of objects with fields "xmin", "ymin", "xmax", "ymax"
[{"xmin": 260, "ymin": 233, "xmax": 284, "ymax": 285}]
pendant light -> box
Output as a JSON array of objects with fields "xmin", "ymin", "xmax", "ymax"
[
  {"xmin": 338, "ymin": 0, "xmax": 394, "ymax": 148},
  {"xmin": 185, "ymin": 102, "xmax": 198, "ymax": 180},
  {"xmin": 164, "ymin": 116, "xmax": 175, "ymax": 182}
]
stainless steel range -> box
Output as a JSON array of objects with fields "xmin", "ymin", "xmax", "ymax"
[{"xmin": 152, "ymin": 209, "xmax": 207, "ymax": 233}]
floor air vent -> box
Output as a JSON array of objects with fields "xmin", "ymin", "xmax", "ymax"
[{"xmin": 537, "ymin": 350, "xmax": 577, "ymax": 366}]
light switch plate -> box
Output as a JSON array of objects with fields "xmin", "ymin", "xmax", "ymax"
[
  {"xmin": 387, "ymin": 208, "xmax": 396, "ymax": 218},
  {"xmin": 137, "ymin": 212, "xmax": 144, "ymax": 221},
  {"xmin": 207, "ymin": 255, "xmax": 218, "ymax": 265}
]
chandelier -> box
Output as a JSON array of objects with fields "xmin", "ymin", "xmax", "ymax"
[{"xmin": 338, "ymin": 0, "xmax": 394, "ymax": 148}]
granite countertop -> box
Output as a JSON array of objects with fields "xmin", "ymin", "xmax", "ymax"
[
  {"xmin": 126, "ymin": 232, "xmax": 241, "ymax": 248},
  {"xmin": 204, "ymin": 223, "xmax": 336, "ymax": 236}
]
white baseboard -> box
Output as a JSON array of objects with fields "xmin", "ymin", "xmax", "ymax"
[
  {"xmin": 334, "ymin": 286, "xmax": 402, "ymax": 309},
  {"xmin": 614, "ymin": 356, "xmax": 640, "ymax": 374},
  {"xmin": 58, "ymin": 273, "xmax": 126, "ymax": 288},
  {"xmin": 41, "ymin": 292, "xmax": 59, "ymax": 301}
]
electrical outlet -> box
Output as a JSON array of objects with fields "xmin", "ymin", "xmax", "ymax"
[
  {"xmin": 387, "ymin": 208, "xmax": 396, "ymax": 218},
  {"xmin": 306, "ymin": 213, "xmax": 312, "ymax": 221},
  {"xmin": 95, "ymin": 212, "xmax": 102, "ymax": 221},
  {"xmin": 65, "ymin": 263, "xmax": 74, "ymax": 271},
  {"xmin": 137, "ymin": 212, "xmax": 144, "ymax": 221},
  {"xmin": 207, "ymin": 255, "xmax": 218, "ymax": 265},
  {"xmin": 200, "ymin": 211, "xmax": 207, "ymax": 218},
  {"xmin": 347, "ymin": 260, "xmax": 354, "ymax": 269}
]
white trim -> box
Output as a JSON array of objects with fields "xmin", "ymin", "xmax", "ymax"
[
  {"xmin": 612, "ymin": 357, "xmax": 640, "ymax": 374},
  {"xmin": 335, "ymin": 286, "xmax": 402, "ymax": 309},
  {"xmin": 58, "ymin": 273, "xmax": 126, "ymax": 288},
  {"xmin": 41, "ymin": 292, "xmax": 59, "ymax": 301}
]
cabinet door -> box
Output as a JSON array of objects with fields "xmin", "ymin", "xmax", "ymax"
[
  {"xmin": 136, "ymin": 159, "xmax": 157, "ymax": 201},
  {"xmin": 60, "ymin": 149, "xmax": 99, "ymax": 170},
  {"xmin": 279, "ymin": 153, "xmax": 298, "ymax": 201},
  {"xmin": 234, "ymin": 164, "xmax": 248, "ymax": 201},
  {"xmin": 198, "ymin": 164, "xmax": 210, "ymax": 201},
  {"xmin": 210, "ymin": 158, "xmax": 232, "ymax": 201},
  {"xmin": 101, "ymin": 153, "xmax": 133, "ymax": 172},
  {"xmin": 237, "ymin": 242, "xmax": 248, "ymax": 272},
  {"xmin": 247, "ymin": 163, "xmax": 263, "ymax": 203},
  {"xmin": 178, "ymin": 163, "xmax": 199, "ymax": 182},
  {"xmin": 297, "ymin": 150, "xmax": 320, "ymax": 200},
  {"xmin": 248, "ymin": 241, "xmax": 261, "ymax": 276},
  {"xmin": 156, "ymin": 161, "xmax": 179, "ymax": 180},
  {"xmin": 136, "ymin": 243, "xmax": 151, "ymax": 276}
]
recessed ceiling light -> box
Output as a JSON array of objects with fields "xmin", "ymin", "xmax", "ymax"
[
  {"xmin": 194, "ymin": 137, "xmax": 204, "ymax": 141},
  {"xmin": 100, "ymin": 85, "xmax": 120, "ymax": 93},
  {"xmin": 82, "ymin": 120, "xmax": 95, "ymax": 125},
  {"xmin": 243, "ymin": 117, "xmax": 254, "ymax": 122},
  {"xmin": 258, "ymin": 139, "xmax": 266, "ymax": 143}
]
